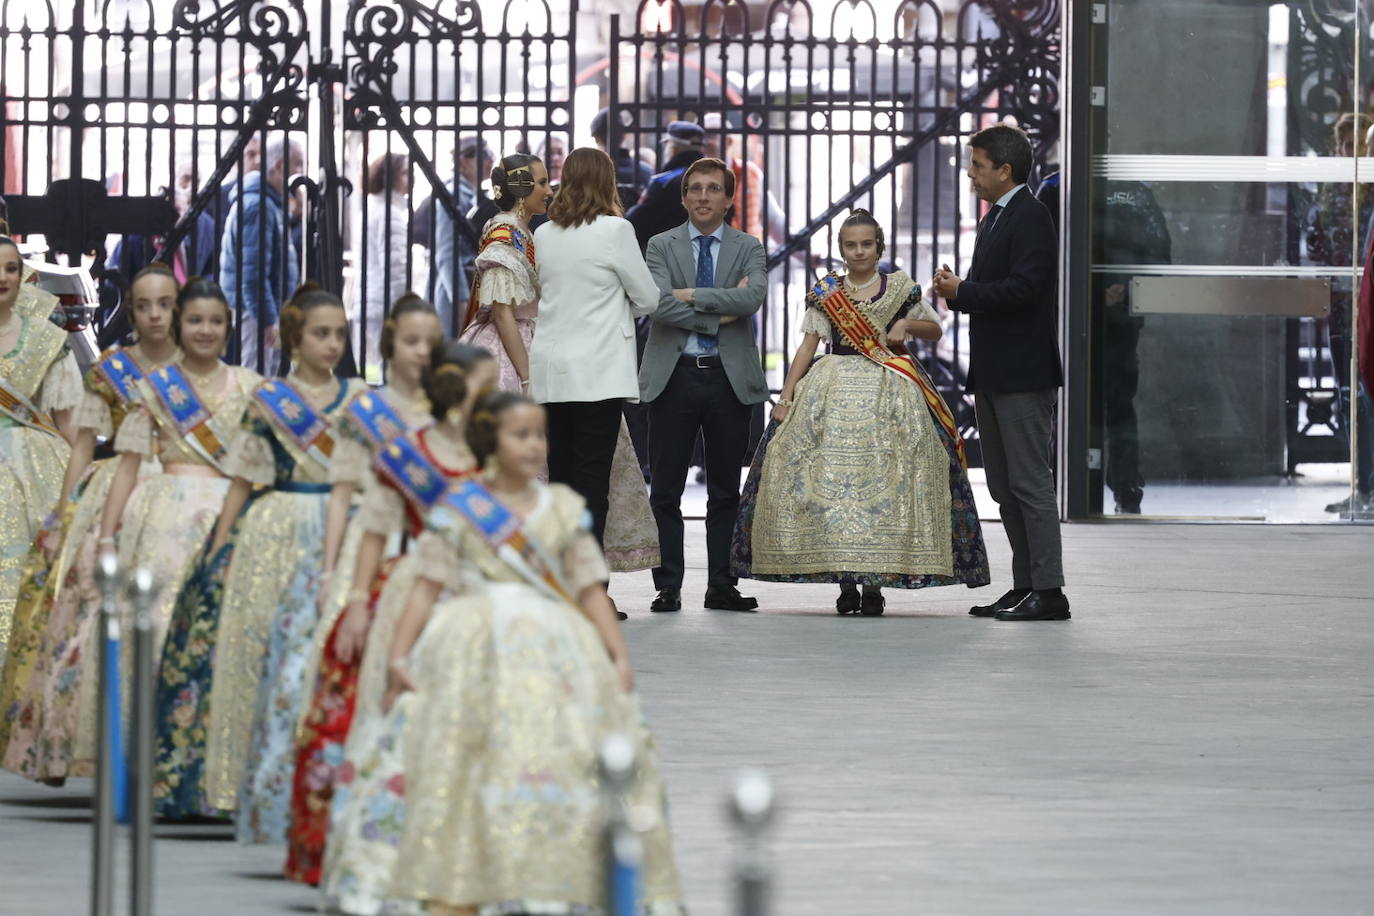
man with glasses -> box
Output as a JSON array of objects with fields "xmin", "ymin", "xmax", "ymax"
[{"xmin": 639, "ymin": 157, "xmax": 769, "ymax": 614}]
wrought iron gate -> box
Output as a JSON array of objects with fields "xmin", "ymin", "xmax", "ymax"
[{"xmin": 0, "ymin": 0, "xmax": 1062, "ymax": 458}]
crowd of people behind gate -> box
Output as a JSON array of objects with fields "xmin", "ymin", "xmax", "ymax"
[{"xmin": 0, "ymin": 121, "xmax": 1070, "ymax": 914}]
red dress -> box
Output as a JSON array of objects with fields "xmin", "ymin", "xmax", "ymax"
[{"xmin": 284, "ymin": 428, "xmax": 470, "ymax": 885}]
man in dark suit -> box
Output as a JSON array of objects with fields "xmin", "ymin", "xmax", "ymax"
[
  {"xmin": 931, "ymin": 124, "xmax": 1069, "ymax": 621},
  {"xmin": 640, "ymin": 157, "xmax": 769, "ymax": 613}
]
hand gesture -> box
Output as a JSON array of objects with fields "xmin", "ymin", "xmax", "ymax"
[
  {"xmin": 885, "ymin": 319, "xmax": 909, "ymax": 349},
  {"xmin": 771, "ymin": 401, "xmax": 791, "ymax": 423},
  {"xmin": 333, "ymin": 601, "xmax": 372, "ymax": 665}
]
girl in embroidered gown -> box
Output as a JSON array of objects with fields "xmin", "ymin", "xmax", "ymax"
[
  {"xmin": 0, "ymin": 235, "xmax": 81, "ymax": 668},
  {"xmin": 81, "ymin": 278, "xmax": 260, "ymax": 775},
  {"xmin": 731, "ymin": 211, "xmax": 989, "ymax": 614},
  {"xmin": 459, "ymin": 152, "xmax": 659, "ymax": 583},
  {"xmin": 175, "ymin": 286, "xmax": 364, "ymax": 842},
  {"xmin": 383, "ymin": 391, "xmax": 683, "ymax": 915},
  {"xmin": 319, "ymin": 342, "xmax": 495, "ymax": 916},
  {"xmin": 283, "ymin": 294, "xmax": 442, "ymax": 884},
  {"xmin": 1, "ymin": 264, "xmax": 179, "ymax": 780}
]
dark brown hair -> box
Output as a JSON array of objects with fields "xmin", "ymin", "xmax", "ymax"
[
  {"xmin": 116, "ymin": 262, "xmax": 179, "ymax": 330},
  {"xmin": 839, "ymin": 208, "xmax": 886, "ymax": 259},
  {"xmin": 422, "ymin": 340, "xmax": 494, "ymax": 422},
  {"xmin": 547, "ymin": 147, "xmax": 621, "ymax": 228},
  {"xmin": 466, "ymin": 389, "xmax": 536, "ymax": 468},
  {"xmin": 969, "ymin": 123, "xmax": 1034, "ymax": 185},
  {"xmin": 365, "ymin": 153, "xmax": 409, "ymax": 196},
  {"xmin": 171, "ymin": 276, "xmax": 232, "ymax": 345},
  {"xmin": 682, "ymin": 157, "xmax": 735, "ymax": 199},
  {"xmin": 491, "ymin": 153, "xmax": 541, "ymax": 212},
  {"xmin": 278, "ymin": 283, "xmax": 346, "ymax": 360},
  {"xmin": 380, "ymin": 292, "xmax": 440, "ymax": 361}
]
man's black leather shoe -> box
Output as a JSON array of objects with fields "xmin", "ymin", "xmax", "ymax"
[
  {"xmin": 650, "ymin": 588, "xmax": 681, "ymax": 613},
  {"xmin": 995, "ymin": 590, "xmax": 1071, "ymax": 621},
  {"xmin": 704, "ymin": 585, "xmax": 758, "ymax": 612},
  {"xmin": 970, "ymin": 588, "xmax": 1030, "ymax": 618},
  {"xmin": 859, "ymin": 592, "xmax": 886, "ymax": 616}
]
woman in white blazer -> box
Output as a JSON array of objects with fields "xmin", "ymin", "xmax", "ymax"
[{"xmin": 531, "ymin": 147, "xmax": 659, "ymax": 545}]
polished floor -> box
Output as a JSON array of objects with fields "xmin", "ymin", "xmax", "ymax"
[{"xmin": 2, "ymin": 521, "xmax": 1372, "ymax": 915}]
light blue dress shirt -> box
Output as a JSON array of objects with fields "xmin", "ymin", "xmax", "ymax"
[{"xmin": 682, "ymin": 222, "xmax": 725, "ymax": 357}]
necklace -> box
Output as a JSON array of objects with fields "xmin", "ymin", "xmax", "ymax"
[
  {"xmin": 183, "ymin": 360, "xmax": 224, "ymax": 389},
  {"xmin": 843, "ymin": 274, "xmax": 879, "ymax": 296},
  {"xmin": 289, "ymin": 370, "xmax": 337, "ymax": 401}
]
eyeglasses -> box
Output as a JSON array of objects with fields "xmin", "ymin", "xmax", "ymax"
[{"xmin": 685, "ymin": 183, "xmax": 726, "ymax": 195}]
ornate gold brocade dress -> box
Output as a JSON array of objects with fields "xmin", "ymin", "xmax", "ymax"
[
  {"xmin": 388, "ymin": 482, "xmax": 683, "ymax": 915},
  {"xmin": 65, "ymin": 363, "xmax": 259, "ymax": 776},
  {"xmin": 1, "ymin": 345, "xmax": 173, "ymax": 779},
  {"xmin": 191, "ymin": 376, "xmax": 365, "ymax": 843},
  {"xmin": 732, "ymin": 271, "xmax": 989, "ymax": 590},
  {"xmin": 459, "ymin": 211, "xmax": 660, "ymax": 572},
  {"xmin": 0, "ymin": 295, "xmax": 80, "ymax": 668}
]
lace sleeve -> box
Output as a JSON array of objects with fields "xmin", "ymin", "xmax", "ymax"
[
  {"xmin": 907, "ymin": 295, "xmax": 940, "ymax": 325},
  {"xmin": 38, "ymin": 351, "xmax": 83, "ymax": 414},
  {"xmin": 800, "ymin": 305, "xmax": 832, "ymax": 338},
  {"xmin": 113, "ymin": 406, "xmax": 155, "ymax": 456},
  {"xmin": 476, "ymin": 263, "xmax": 525, "ymax": 308},
  {"xmin": 74, "ymin": 390, "xmax": 114, "ymax": 438},
  {"xmin": 357, "ymin": 480, "xmax": 406, "ymax": 537},
  {"xmin": 223, "ymin": 418, "xmax": 276, "ymax": 485},
  {"xmin": 329, "ymin": 436, "xmax": 372, "ymax": 486},
  {"xmin": 562, "ymin": 530, "xmax": 611, "ymax": 595}
]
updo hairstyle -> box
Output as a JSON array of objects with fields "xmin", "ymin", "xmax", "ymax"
[
  {"xmin": 839, "ymin": 208, "xmax": 886, "ymax": 259},
  {"xmin": 465, "ymin": 390, "xmax": 535, "ymax": 468},
  {"xmin": 490, "ymin": 153, "xmax": 540, "ymax": 212},
  {"xmin": 278, "ymin": 282, "xmax": 345, "ymax": 360},
  {"xmin": 171, "ymin": 276, "xmax": 232, "ymax": 345},
  {"xmin": 422, "ymin": 340, "xmax": 494, "ymax": 422},
  {"xmin": 380, "ymin": 292, "xmax": 440, "ymax": 361}
]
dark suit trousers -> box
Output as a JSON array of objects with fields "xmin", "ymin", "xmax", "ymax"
[
  {"xmin": 545, "ymin": 399, "xmax": 623, "ymax": 546},
  {"xmin": 975, "ymin": 389, "xmax": 1065, "ymax": 590},
  {"xmin": 649, "ymin": 360, "xmax": 752, "ymax": 591}
]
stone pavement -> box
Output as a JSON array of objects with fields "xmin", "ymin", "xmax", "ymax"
[{"xmin": 2, "ymin": 522, "xmax": 1372, "ymax": 915}]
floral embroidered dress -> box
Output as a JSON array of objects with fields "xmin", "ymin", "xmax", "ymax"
[
  {"xmin": 0, "ymin": 284, "xmax": 80, "ymax": 669},
  {"xmin": 388, "ymin": 482, "xmax": 683, "ymax": 914},
  {"xmin": 319, "ymin": 426, "xmax": 471, "ymax": 915},
  {"xmin": 179, "ymin": 375, "xmax": 364, "ymax": 843},
  {"xmin": 459, "ymin": 211, "xmax": 659, "ymax": 572},
  {"xmin": 731, "ymin": 271, "xmax": 989, "ymax": 590},
  {"xmin": 1, "ymin": 345, "xmax": 172, "ymax": 779},
  {"xmin": 284, "ymin": 386, "xmax": 431, "ymax": 885},
  {"xmin": 69, "ymin": 361, "xmax": 260, "ymax": 777}
]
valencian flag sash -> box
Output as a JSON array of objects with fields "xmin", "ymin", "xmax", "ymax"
[
  {"xmin": 145, "ymin": 364, "xmax": 233, "ymax": 469},
  {"xmin": 253, "ymin": 378, "xmax": 338, "ymax": 473},
  {"xmin": 342, "ymin": 389, "xmax": 409, "ymax": 451},
  {"xmin": 90, "ymin": 348, "xmax": 145, "ymax": 404},
  {"xmin": 462, "ymin": 220, "xmax": 538, "ymax": 329},
  {"xmin": 811, "ymin": 272, "xmax": 968, "ymax": 469},
  {"xmin": 432, "ymin": 478, "xmax": 576, "ymax": 606},
  {"xmin": 0, "ymin": 374, "xmax": 62, "ymax": 438}
]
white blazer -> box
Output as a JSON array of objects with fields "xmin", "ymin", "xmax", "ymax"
[{"xmin": 530, "ymin": 214, "xmax": 658, "ymax": 403}]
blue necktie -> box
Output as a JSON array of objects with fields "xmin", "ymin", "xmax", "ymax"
[{"xmin": 694, "ymin": 235, "xmax": 718, "ymax": 355}]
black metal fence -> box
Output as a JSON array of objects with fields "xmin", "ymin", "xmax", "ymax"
[{"xmin": 0, "ymin": 0, "xmax": 1063, "ymax": 457}]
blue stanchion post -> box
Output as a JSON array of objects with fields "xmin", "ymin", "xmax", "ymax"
[
  {"xmin": 599, "ymin": 733, "xmax": 642, "ymax": 916},
  {"xmin": 128, "ymin": 567, "xmax": 159, "ymax": 916},
  {"xmin": 730, "ymin": 770, "xmax": 776, "ymax": 916},
  {"xmin": 91, "ymin": 553, "xmax": 120, "ymax": 916}
]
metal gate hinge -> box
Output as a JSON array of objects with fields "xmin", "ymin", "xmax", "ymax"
[
  {"xmin": 1091, "ymin": 3, "xmax": 1106, "ymax": 25},
  {"xmin": 1087, "ymin": 448, "xmax": 1103, "ymax": 470},
  {"xmin": 1090, "ymin": 86, "xmax": 1106, "ymax": 106}
]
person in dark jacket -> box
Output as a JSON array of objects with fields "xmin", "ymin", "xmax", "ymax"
[
  {"xmin": 932, "ymin": 124, "xmax": 1068, "ymax": 622},
  {"xmin": 626, "ymin": 121, "xmax": 705, "ymax": 253},
  {"xmin": 591, "ymin": 107, "xmax": 654, "ymax": 212}
]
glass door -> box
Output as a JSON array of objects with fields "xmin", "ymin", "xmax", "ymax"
[{"xmin": 1083, "ymin": 0, "xmax": 1370, "ymax": 522}]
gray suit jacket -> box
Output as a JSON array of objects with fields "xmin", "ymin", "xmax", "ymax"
[{"xmin": 638, "ymin": 222, "xmax": 770, "ymax": 405}]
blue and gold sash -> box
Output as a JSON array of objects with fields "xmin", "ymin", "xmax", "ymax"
[
  {"xmin": 145, "ymin": 364, "xmax": 232, "ymax": 469},
  {"xmin": 90, "ymin": 348, "xmax": 145, "ymax": 404},
  {"xmin": 431, "ymin": 478, "xmax": 575, "ymax": 605},
  {"xmin": 374, "ymin": 434, "xmax": 450, "ymax": 516},
  {"xmin": 252, "ymin": 378, "xmax": 338, "ymax": 475},
  {"xmin": 342, "ymin": 389, "xmax": 409, "ymax": 452}
]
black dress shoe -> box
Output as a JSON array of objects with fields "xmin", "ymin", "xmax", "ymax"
[
  {"xmin": 995, "ymin": 590, "xmax": 1071, "ymax": 621},
  {"xmin": 704, "ymin": 585, "xmax": 758, "ymax": 612},
  {"xmin": 650, "ymin": 588, "xmax": 681, "ymax": 613},
  {"xmin": 859, "ymin": 591, "xmax": 885, "ymax": 616},
  {"xmin": 969, "ymin": 588, "xmax": 1030, "ymax": 618},
  {"xmin": 607, "ymin": 596, "xmax": 628, "ymax": 621},
  {"xmin": 835, "ymin": 587, "xmax": 861, "ymax": 615}
]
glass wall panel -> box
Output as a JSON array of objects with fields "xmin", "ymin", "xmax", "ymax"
[{"xmin": 1088, "ymin": 0, "xmax": 1367, "ymax": 522}]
